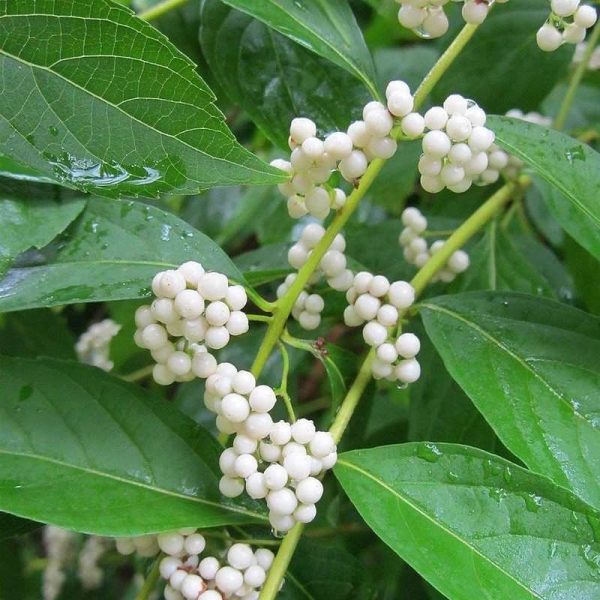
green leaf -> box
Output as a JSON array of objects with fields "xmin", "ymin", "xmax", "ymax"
[
  {"xmin": 455, "ymin": 223, "xmax": 555, "ymax": 298},
  {"xmin": 0, "ymin": 309, "xmax": 76, "ymax": 359},
  {"xmin": 0, "ymin": 0, "xmax": 284, "ymax": 197},
  {"xmin": 0, "ymin": 198, "xmax": 242, "ymax": 312},
  {"xmin": 408, "ymin": 330, "xmax": 496, "ymax": 452},
  {"xmin": 0, "ymin": 180, "xmax": 86, "ymax": 276},
  {"xmin": 434, "ymin": 0, "xmax": 572, "ymax": 113},
  {"xmin": 420, "ymin": 292, "xmax": 600, "ymax": 510},
  {"xmin": 487, "ymin": 115, "xmax": 600, "ymax": 260},
  {"xmin": 199, "ymin": 1, "xmax": 369, "ymax": 149},
  {"xmin": 0, "ymin": 512, "xmax": 40, "ymax": 541},
  {"xmin": 218, "ymin": 0, "xmax": 378, "ymax": 97},
  {"xmin": 281, "ymin": 538, "xmax": 365, "ymax": 599},
  {"xmin": 335, "ymin": 442, "xmax": 600, "ymax": 600},
  {"xmin": 565, "ymin": 237, "xmax": 600, "ymax": 316},
  {"xmin": 0, "ymin": 356, "xmax": 264, "ymax": 535}
]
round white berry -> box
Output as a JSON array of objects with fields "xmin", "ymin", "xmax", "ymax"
[
  {"xmin": 368, "ymin": 275, "xmax": 390, "ymax": 298},
  {"xmin": 267, "ymin": 488, "xmax": 298, "ymax": 515},
  {"xmin": 219, "ymin": 476, "xmax": 244, "ymax": 498},
  {"xmin": 443, "ymin": 94, "xmax": 468, "ymax": 116},
  {"xmin": 215, "ymin": 566, "xmax": 244, "ymax": 595},
  {"xmin": 244, "ymin": 564, "xmax": 266, "ymax": 588},
  {"xmin": 221, "ymin": 393, "xmax": 250, "ymax": 423},
  {"xmin": 225, "ymin": 285, "xmax": 247, "ymax": 311},
  {"xmin": 259, "ymin": 441, "xmax": 282, "ymax": 463},
  {"xmin": 422, "ymin": 131, "xmax": 451, "ymax": 158},
  {"xmin": 354, "ymin": 294, "xmax": 381, "ymax": 321},
  {"xmin": 270, "ymin": 420, "xmax": 292, "ymax": 445},
  {"xmin": 198, "ymin": 590, "xmax": 222, "ymax": 600},
  {"xmin": 254, "ymin": 549, "xmax": 275, "ymax": 571},
  {"xmin": 219, "ymin": 448, "xmax": 238, "ymax": 477},
  {"xmin": 395, "ymin": 333, "xmax": 421, "ymax": 358},
  {"xmin": 269, "ymin": 512, "xmax": 295, "ymax": 532},
  {"xmin": 167, "ymin": 351, "xmax": 192, "ymax": 376},
  {"xmin": 377, "ymin": 304, "xmax": 399, "ymax": 327},
  {"xmin": 243, "ymin": 412, "xmax": 274, "ymax": 440},
  {"xmin": 184, "ymin": 533, "xmax": 206, "ymax": 556},
  {"xmin": 159, "ymin": 270, "xmax": 187, "ymax": 299},
  {"xmin": 227, "ymin": 543, "xmax": 255, "ymax": 571},
  {"xmin": 321, "ymin": 250, "xmax": 347, "ymax": 278},
  {"xmin": 174, "ymin": 289, "xmax": 204, "ymax": 320},
  {"xmin": 320, "ymin": 451, "xmax": 338, "ymax": 470},
  {"xmin": 160, "ymin": 556, "xmax": 182, "ymax": 580},
  {"xmin": 388, "ymin": 281, "xmax": 415, "ymax": 309},
  {"xmin": 551, "ymin": 0, "xmax": 580, "ymax": 18},
  {"xmin": 446, "ymin": 115, "xmax": 472, "ymax": 142},
  {"xmin": 294, "ymin": 503, "xmax": 317, "ymax": 524},
  {"xmin": 305, "ymin": 187, "xmax": 331, "ymax": 219},
  {"xmin": 295, "ymin": 477, "xmax": 324, "ymax": 504},
  {"xmin": 339, "ymin": 150, "xmax": 369, "ymax": 181},
  {"xmin": 344, "ymin": 305, "xmax": 364, "ymax": 327},
  {"xmin": 465, "ymin": 105, "xmax": 486, "ymax": 127},
  {"xmin": 418, "ymin": 155, "xmax": 443, "ymax": 176},
  {"xmin": 232, "ymin": 370, "xmax": 255, "ymax": 395},
  {"xmin": 282, "ymin": 441, "xmax": 307, "ymax": 457},
  {"xmin": 141, "ymin": 323, "xmax": 168, "ymax": 350},
  {"xmin": 398, "ymin": 4, "xmax": 427, "ymax": 28},
  {"xmin": 468, "ymin": 126, "xmax": 495, "ymax": 152},
  {"xmin": 574, "ymin": 5, "xmax": 597, "ymax": 27},
  {"xmin": 157, "ymin": 532, "xmax": 184, "ymax": 556},
  {"xmin": 198, "ymin": 272, "xmax": 229, "ymax": 301},
  {"xmin": 290, "ymin": 118, "xmax": 316, "ymax": 144},
  {"xmin": 301, "ymin": 137, "xmax": 324, "ymax": 160},
  {"xmin": 366, "ymin": 136, "xmax": 398, "ymax": 160},
  {"xmin": 363, "ymin": 321, "xmax": 388, "ymax": 347},
  {"xmin": 234, "ymin": 454, "xmax": 258, "ymax": 478},
  {"xmin": 245, "ymin": 472, "xmax": 268, "ymax": 499},
  {"xmin": 199, "ymin": 557, "xmax": 220, "ymax": 580},
  {"xmin": 395, "ymin": 358, "xmax": 421, "ymax": 383},
  {"xmin": 283, "ymin": 452, "xmax": 312, "ymax": 480},
  {"xmin": 309, "ymin": 431, "xmax": 335, "ymax": 458},
  {"xmin": 563, "ymin": 24, "xmax": 586, "ymax": 44},
  {"xmin": 191, "ymin": 352, "xmax": 217, "ymax": 378},
  {"xmin": 178, "ymin": 261, "xmax": 205, "ymax": 287},
  {"xmin": 422, "ymin": 8, "xmax": 449, "ymax": 38},
  {"xmin": 205, "ymin": 326, "xmax": 230, "ymax": 350},
  {"xmin": 424, "ymin": 106, "xmax": 448, "ymax": 131},
  {"xmin": 249, "ymin": 385, "xmax": 277, "ymax": 413},
  {"xmin": 448, "ymin": 250, "xmax": 470, "ymax": 273},
  {"xmin": 401, "ymin": 112, "xmax": 425, "ymax": 138},
  {"xmin": 291, "ymin": 418, "xmax": 317, "ymax": 444},
  {"xmin": 305, "ymin": 294, "xmax": 325, "ymax": 314},
  {"xmin": 537, "ymin": 24, "xmax": 563, "ymax": 52},
  {"xmin": 226, "ymin": 311, "xmax": 249, "ymax": 336},
  {"xmin": 169, "ymin": 569, "xmax": 188, "ymax": 591},
  {"xmin": 462, "ymin": 0, "xmax": 489, "ymax": 24},
  {"xmin": 264, "ymin": 464, "xmax": 289, "ymax": 490},
  {"xmin": 153, "ymin": 364, "xmax": 175, "ymax": 386},
  {"xmin": 323, "ymin": 131, "xmax": 353, "ymax": 159},
  {"xmin": 377, "ymin": 342, "xmax": 398, "ymax": 364},
  {"xmin": 135, "ymin": 305, "xmax": 155, "ymax": 329},
  {"xmin": 300, "ymin": 223, "xmax": 326, "ymax": 248}
]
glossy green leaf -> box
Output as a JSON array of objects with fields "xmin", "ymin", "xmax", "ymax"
[
  {"xmin": 455, "ymin": 223, "xmax": 555, "ymax": 298},
  {"xmin": 487, "ymin": 115, "xmax": 600, "ymax": 260},
  {"xmin": 420, "ymin": 292, "xmax": 600, "ymax": 510},
  {"xmin": 0, "ymin": 191, "xmax": 85, "ymax": 276},
  {"xmin": 0, "ymin": 0, "xmax": 284, "ymax": 197},
  {"xmin": 335, "ymin": 443, "xmax": 600, "ymax": 600},
  {"xmin": 565, "ymin": 237, "xmax": 600, "ymax": 316},
  {"xmin": 0, "ymin": 198, "xmax": 242, "ymax": 312},
  {"xmin": 0, "ymin": 356, "xmax": 264, "ymax": 534},
  {"xmin": 218, "ymin": 0, "xmax": 378, "ymax": 97},
  {"xmin": 434, "ymin": 0, "xmax": 571, "ymax": 113},
  {"xmin": 199, "ymin": 1, "xmax": 369, "ymax": 149}
]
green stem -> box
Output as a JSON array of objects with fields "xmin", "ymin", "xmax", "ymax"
[
  {"xmin": 138, "ymin": 0, "xmax": 189, "ymax": 21},
  {"xmin": 121, "ymin": 364, "xmax": 154, "ymax": 383},
  {"xmin": 410, "ymin": 182, "xmax": 515, "ymax": 296},
  {"xmin": 251, "ymin": 158, "xmax": 386, "ymax": 377},
  {"xmin": 257, "ymin": 523, "xmax": 305, "ymax": 600},
  {"xmin": 328, "ymin": 350, "xmax": 375, "ymax": 444},
  {"xmin": 247, "ymin": 314, "xmax": 273, "ymax": 324},
  {"xmin": 554, "ymin": 21, "xmax": 600, "ymax": 130},
  {"xmin": 276, "ymin": 342, "xmax": 296, "ymax": 421},
  {"xmin": 413, "ymin": 24, "xmax": 479, "ymax": 108},
  {"xmin": 135, "ymin": 558, "xmax": 161, "ymax": 600}
]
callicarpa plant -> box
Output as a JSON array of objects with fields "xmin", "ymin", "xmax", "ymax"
[{"xmin": 1, "ymin": 0, "xmax": 600, "ymax": 598}]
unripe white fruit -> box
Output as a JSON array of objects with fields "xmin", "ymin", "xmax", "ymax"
[
  {"xmin": 377, "ymin": 304, "xmax": 399, "ymax": 327},
  {"xmin": 537, "ymin": 24, "xmax": 563, "ymax": 52},
  {"xmin": 462, "ymin": 0, "xmax": 489, "ymax": 24},
  {"xmin": 365, "ymin": 108, "xmax": 394, "ymax": 137},
  {"xmin": 401, "ymin": 112, "xmax": 425, "ymax": 137},
  {"xmin": 347, "ymin": 120, "xmax": 371, "ymax": 148},
  {"xmin": 377, "ymin": 342, "xmax": 398, "ymax": 364},
  {"xmin": 205, "ymin": 326, "xmax": 230, "ymax": 350},
  {"xmin": 395, "ymin": 358, "xmax": 422, "ymax": 383},
  {"xmin": 219, "ymin": 448, "xmax": 238, "ymax": 477},
  {"xmin": 448, "ymin": 250, "xmax": 470, "ymax": 273},
  {"xmin": 198, "ymin": 590, "xmax": 222, "ymax": 600},
  {"xmin": 305, "ymin": 186, "xmax": 331, "ymax": 219},
  {"xmin": 323, "ymin": 131, "xmax": 353, "ymax": 159},
  {"xmin": 173, "ymin": 289, "xmax": 204, "ymax": 319},
  {"xmin": 205, "ymin": 301, "xmax": 230, "ymax": 327},
  {"xmin": 291, "ymin": 418, "xmax": 316, "ymax": 444},
  {"xmin": 418, "ymin": 155, "xmax": 443, "ymax": 176},
  {"xmin": 299, "ymin": 311, "xmax": 321, "ymax": 330},
  {"xmin": 388, "ymin": 281, "xmax": 415, "ymax": 309},
  {"xmin": 198, "ymin": 272, "xmax": 228, "ymax": 301},
  {"xmin": 159, "ymin": 270, "xmax": 186, "ymax": 298},
  {"xmin": 249, "ymin": 385, "xmax": 277, "ymax": 413},
  {"xmin": 282, "ymin": 441, "xmax": 306, "ymax": 457},
  {"xmin": 290, "ymin": 117, "xmax": 316, "ymax": 144},
  {"xmin": 353, "ymin": 271, "xmax": 373, "ymax": 294},
  {"xmin": 221, "ymin": 393, "xmax": 250, "ymax": 423},
  {"xmin": 192, "ymin": 351, "xmax": 217, "ymax": 378},
  {"xmin": 422, "ymin": 8, "xmax": 449, "ymax": 38},
  {"xmin": 302, "ymin": 136, "xmax": 325, "ymax": 160},
  {"xmin": 398, "ymin": 4, "xmax": 426, "ymax": 29},
  {"xmin": 305, "ymin": 294, "xmax": 325, "ymax": 314},
  {"xmin": 178, "ymin": 261, "xmax": 205, "ymax": 287},
  {"xmin": 446, "ymin": 115, "xmax": 472, "ymax": 142},
  {"xmin": 448, "ymin": 143, "xmax": 472, "ymax": 165},
  {"xmin": 269, "ymin": 512, "xmax": 295, "ymax": 532},
  {"xmin": 551, "ymin": 0, "xmax": 580, "ymax": 18},
  {"xmin": 160, "ymin": 556, "xmax": 182, "ymax": 580},
  {"xmin": 395, "ymin": 333, "xmax": 421, "ymax": 358},
  {"xmin": 219, "ymin": 476, "xmax": 244, "ymax": 498},
  {"xmin": 295, "ymin": 477, "xmax": 324, "ymax": 504},
  {"xmin": 234, "ymin": 454, "xmax": 258, "ymax": 478},
  {"xmin": 226, "ymin": 311, "xmax": 249, "ymax": 336},
  {"xmin": 465, "ymin": 105, "xmax": 486, "ymax": 127},
  {"xmin": 153, "ymin": 364, "xmax": 176, "ymax": 386},
  {"xmin": 293, "ymin": 503, "xmax": 317, "ymax": 524},
  {"xmin": 354, "ymin": 294, "xmax": 381, "ymax": 321},
  {"xmin": 167, "ymin": 351, "xmax": 191, "ymax": 376},
  {"xmin": 344, "ymin": 305, "xmax": 364, "ymax": 327},
  {"xmin": 574, "ymin": 5, "xmax": 597, "ymax": 27},
  {"xmin": 259, "ymin": 441, "xmax": 282, "ymax": 463},
  {"xmin": 424, "ymin": 106, "xmax": 448, "ymax": 131},
  {"xmin": 421, "ymin": 174, "xmax": 445, "ymax": 193},
  {"xmin": 468, "ymin": 126, "xmax": 495, "ymax": 152},
  {"xmin": 246, "ymin": 472, "xmax": 269, "ymax": 499},
  {"xmin": 135, "ymin": 306, "xmax": 155, "ymax": 328},
  {"xmin": 270, "ymin": 420, "xmax": 292, "ymax": 445},
  {"xmin": 225, "ymin": 285, "xmax": 247, "ymax": 311},
  {"xmin": 386, "ymin": 80, "xmax": 411, "ymax": 98},
  {"xmin": 243, "ymin": 412, "xmax": 274, "ymax": 440},
  {"xmin": 228, "ymin": 543, "xmax": 255, "ymax": 571},
  {"xmin": 422, "ymin": 130, "xmax": 452, "ymax": 158},
  {"xmin": 283, "ymin": 452, "xmax": 312, "ymax": 480},
  {"xmin": 141, "ymin": 323, "xmax": 168, "ymax": 350},
  {"xmin": 440, "ymin": 163, "xmax": 466, "ymax": 187},
  {"xmin": 157, "ymin": 532, "xmax": 184, "ymax": 556},
  {"xmin": 321, "ymin": 451, "xmax": 338, "ymax": 470},
  {"xmin": 387, "ymin": 91, "xmax": 415, "ymax": 117},
  {"xmin": 244, "ymin": 565, "xmax": 266, "ymax": 588},
  {"xmin": 321, "ymin": 250, "xmax": 347, "ymax": 277},
  {"xmin": 443, "ymin": 94, "xmax": 468, "ymax": 116},
  {"xmin": 309, "ymin": 431, "xmax": 335, "ymax": 458},
  {"xmin": 563, "ymin": 24, "xmax": 586, "ymax": 44},
  {"xmin": 366, "ymin": 136, "xmax": 398, "ymax": 159},
  {"xmin": 184, "ymin": 534, "xmax": 206, "ymax": 556},
  {"xmin": 264, "ymin": 464, "xmax": 289, "ymax": 491},
  {"xmin": 215, "ymin": 566, "xmax": 244, "ymax": 595},
  {"xmin": 363, "ymin": 321, "xmax": 388, "ymax": 347},
  {"xmin": 199, "ymin": 557, "xmax": 220, "ymax": 581},
  {"xmin": 267, "ymin": 488, "xmax": 298, "ymax": 515},
  {"xmin": 368, "ymin": 274, "xmax": 390, "ymax": 298},
  {"xmin": 339, "ymin": 150, "xmax": 368, "ymax": 180},
  {"xmin": 170, "ymin": 569, "xmax": 188, "ymax": 591}
]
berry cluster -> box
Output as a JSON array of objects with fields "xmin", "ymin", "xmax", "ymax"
[
  {"xmin": 78, "ymin": 537, "xmax": 110, "ymax": 590},
  {"xmin": 75, "ymin": 319, "xmax": 121, "ymax": 372},
  {"xmin": 202, "ymin": 364, "xmax": 336, "ymax": 531},
  {"xmin": 537, "ymin": 1, "xmax": 597, "ymax": 51},
  {"xmin": 271, "ymin": 82, "xmax": 416, "ymax": 220},
  {"xmin": 417, "ymin": 94, "xmax": 498, "ymax": 193},
  {"xmin": 399, "ymin": 207, "xmax": 470, "ymax": 282},
  {"xmin": 278, "ymin": 224, "xmax": 353, "ymax": 330},
  {"xmin": 117, "ymin": 531, "xmax": 274, "ymax": 600},
  {"xmin": 43, "ymin": 526, "xmax": 77, "ymax": 600},
  {"xmin": 133, "ymin": 262, "xmax": 248, "ymax": 385},
  {"xmin": 396, "ymin": 0, "xmax": 509, "ymax": 38},
  {"xmin": 343, "ymin": 273, "xmax": 422, "ymax": 383}
]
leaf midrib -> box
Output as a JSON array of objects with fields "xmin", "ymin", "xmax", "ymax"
[
  {"xmin": 337, "ymin": 458, "xmax": 542, "ymax": 599},
  {"xmin": 0, "ymin": 448, "xmax": 266, "ymax": 522}
]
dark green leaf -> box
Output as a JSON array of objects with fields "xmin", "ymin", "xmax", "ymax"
[
  {"xmin": 454, "ymin": 222, "xmax": 555, "ymax": 297},
  {"xmin": 0, "ymin": 309, "xmax": 76, "ymax": 359},
  {"xmin": 421, "ymin": 292, "xmax": 600, "ymax": 510},
  {"xmin": 0, "ymin": 512, "xmax": 40, "ymax": 541},
  {"xmin": 565, "ymin": 237, "xmax": 600, "ymax": 315},
  {"xmin": 0, "ymin": 198, "xmax": 242, "ymax": 312},
  {"xmin": 487, "ymin": 115, "xmax": 600, "ymax": 260},
  {"xmin": 335, "ymin": 442, "xmax": 600, "ymax": 600},
  {"xmin": 199, "ymin": 1, "xmax": 369, "ymax": 149},
  {"xmin": 218, "ymin": 0, "xmax": 378, "ymax": 96},
  {"xmin": 434, "ymin": 0, "xmax": 571, "ymax": 113},
  {"xmin": 0, "ymin": 0, "xmax": 284, "ymax": 197},
  {"xmin": 0, "ymin": 186, "xmax": 85, "ymax": 276},
  {"xmin": 0, "ymin": 356, "xmax": 264, "ymax": 534}
]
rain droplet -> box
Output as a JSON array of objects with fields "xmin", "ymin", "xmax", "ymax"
[{"xmin": 416, "ymin": 442, "xmax": 443, "ymax": 463}]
